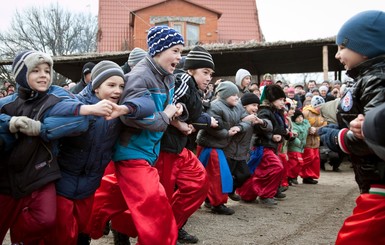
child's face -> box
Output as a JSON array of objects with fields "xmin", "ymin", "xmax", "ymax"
[
  {"xmin": 242, "ymin": 76, "xmax": 251, "ymax": 88},
  {"xmin": 295, "ymin": 115, "xmax": 304, "ymax": 124},
  {"xmin": 272, "ymin": 98, "xmax": 285, "ymax": 110},
  {"xmin": 28, "ymin": 63, "xmax": 51, "ymax": 92},
  {"xmin": 226, "ymin": 94, "xmax": 239, "ymax": 107},
  {"xmin": 95, "ymin": 76, "xmax": 125, "ymax": 104},
  {"xmin": 189, "ymin": 68, "xmax": 214, "ymax": 91},
  {"xmin": 335, "ymin": 45, "xmax": 368, "ymax": 70},
  {"xmin": 154, "ymin": 45, "xmax": 184, "ymax": 74},
  {"xmin": 244, "ymin": 103, "xmax": 258, "ymax": 115},
  {"xmin": 288, "ymin": 107, "xmax": 295, "ymax": 117}
]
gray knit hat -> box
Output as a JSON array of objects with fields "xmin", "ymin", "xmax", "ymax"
[
  {"xmin": 183, "ymin": 46, "xmax": 214, "ymax": 70},
  {"xmin": 215, "ymin": 81, "xmax": 239, "ymax": 99},
  {"xmin": 12, "ymin": 50, "xmax": 53, "ymax": 89},
  {"xmin": 91, "ymin": 60, "xmax": 125, "ymax": 91},
  {"xmin": 127, "ymin": 47, "xmax": 147, "ymax": 67}
]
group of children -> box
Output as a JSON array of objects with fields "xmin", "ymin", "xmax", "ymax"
[{"xmin": 1, "ymin": 9, "xmax": 385, "ymax": 245}]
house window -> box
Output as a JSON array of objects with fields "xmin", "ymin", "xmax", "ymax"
[
  {"xmin": 170, "ymin": 22, "xmax": 200, "ymax": 47},
  {"xmin": 186, "ymin": 23, "xmax": 199, "ymax": 46}
]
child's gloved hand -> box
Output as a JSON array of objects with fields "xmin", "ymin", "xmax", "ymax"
[{"xmin": 9, "ymin": 116, "xmax": 41, "ymax": 136}]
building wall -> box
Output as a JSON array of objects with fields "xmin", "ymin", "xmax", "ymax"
[{"xmin": 133, "ymin": 0, "xmax": 219, "ymax": 50}]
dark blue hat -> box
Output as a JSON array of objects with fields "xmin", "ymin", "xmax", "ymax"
[
  {"xmin": 336, "ymin": 10, "xmax": 385, "ymax": 58},
  {"xmin": 147, "ymin": 26, "xmax": 184, "ymax": 57}
]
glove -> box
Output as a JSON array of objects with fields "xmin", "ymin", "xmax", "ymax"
[
  {"xmin": 317, "ymin": 124, "xmax": 341, "ymax": 152},
  {"xmin": 9, "ymin": 116, "xmax": 41, "ymax": 136},
  {"xmin": 9, "ymin": 116, "xmax": 30, "ymax": 133}
]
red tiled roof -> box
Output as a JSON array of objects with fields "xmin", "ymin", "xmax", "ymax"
[{"xmin": 98, "ymin": 0, "xmax": 261, "ymax": 51}]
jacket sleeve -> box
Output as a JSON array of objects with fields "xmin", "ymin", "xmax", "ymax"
[
  {"xmin": 0, "ymin": 114, "xmax": 17, "ymax": 152},
  {"xmin": 40, "ymin": 115, "xmax": 90, "ymax": 141},
  {"xmin": 191, "ymin": 112, "xmax": 211, "ymax": 130},
  {"xmin": 203, "ymin": 103, "xmax": 231, "ymax": 139},
  {"xmin": 46, "ymin": 87, "xmax": 84, "ymax": 116}
]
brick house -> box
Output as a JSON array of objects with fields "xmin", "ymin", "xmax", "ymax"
[{"xmin": 98, "ymin": 0, "xmax": 263, "ymax": 52}]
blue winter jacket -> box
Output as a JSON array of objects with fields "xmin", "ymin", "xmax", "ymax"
[
  {"xmin": 114, "ymin": 55, "xmax": 175, "ymax": 165},
  {"xmin": 0, "ymin": 85, "xmax": 89, "ymax": 198},
  {"xmin": 56, "ymin": 84, "xmax": 155, "ymax": 199}
]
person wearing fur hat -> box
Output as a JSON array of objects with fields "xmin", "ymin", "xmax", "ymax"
[
  {"xmin": 300, "ymin": 95, "xmax": 326, "ymax": 185},
  {"xmin": 235, "ymin": 68, "xmax": 252, "ymax": 97},
  {"xmin": 153, "ymin": 45, "xmax": 218, "ymax": 243},
  {"xmin": 40, "ymin": 60, "xmax": 154, "ymax": 245},
  {"xmin": 71, "ymin": 62, "xmax": 96, "ymax": 94},
  {"xmin": 83, "ymin": 26, "xmax": 184, "ymax": 245},
  {"xmin": 0, "ymin": 50, "xmax": 115, "ymax": 244},
  {"xmin": 287, "ymin": 110, "xmax": 311, "ymax": 186},
  {"xmin": 312, "ymin": 10, "xmax": 385, "ymax": 244},
  {"xmin": 196, "ymin": 81, "xmax": 256, "ymax": 214},
  {"xmin": 237, "ymin": 85, "xmax": 292, "ymax": 206}
]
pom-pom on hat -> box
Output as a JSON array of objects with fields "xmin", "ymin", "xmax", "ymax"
[
  {"xmin": 128, "ymin": 47, "xmax": 147, "ymax": 67},
  {"xmin": 311, "ymin": 95, "xmax": 325, "ymax": 108},
  {"xmin": 183, "ymin": 46, "xmax": 214, "ymax": 70},
  {"xmin": 263, "ymin": 84, "xmax": 286, "ymax": 102},
  {"xmin": 292, "ymin": 110, "xmax": 304, "ymax": 121},
  {"xmin": 336, "ymin": 10, "xmax": 385, "ymax": 59},
  {"xmin": 91, "ymin": 60, "xmax": 125, "ymax": 91},
  {"xmin": 12, "ymin": 50, "xmax": 54, "ymax": 89},
  {"xmin": 215, "ymin": 81, "xmax": 239, "ymax": 99},
  {"xmin": 241, "ymin": 92, "xmax": 260, "ymax": 106},
  {"xmin": 147, "ymin": 26, "xmax": 184, "ymax": 57}
]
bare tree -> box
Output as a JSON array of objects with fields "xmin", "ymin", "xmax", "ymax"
[{"xmin": 0, "ymin": 3, "xmax": 97, "ymax": 85}]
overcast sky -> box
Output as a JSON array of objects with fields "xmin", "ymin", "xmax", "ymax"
[{"xmin": 1, "ymin": 0, "xmax": 384, "ymax": 42}]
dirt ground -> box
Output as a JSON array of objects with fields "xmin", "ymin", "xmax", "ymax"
[{"xmin": 3, "ymin": 162, "xmax": 359, "ymax": 245}]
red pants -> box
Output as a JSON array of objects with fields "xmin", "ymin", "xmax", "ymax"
[
  {"xmin": 155, "ymin": 148, "xmax": 208, "ymax": 229},
  {"xmin": 196, "ymin": 146, "xmax": 228, "ymax": 206},
  {"xmin": 237, "ymin": 148, "xmax": 284, "ymax": 200},
  {"xmin": 300, "ymin": 147, "xmax": 320, "ymax": 179},
  {"xmin": 43, "ymin": 195, "xmax": 94, "ymax": 245},
  {"xmin": 336, "ymin": 185, "xmax": 385, "ymax": 245},
  {"xmin": 87, "ymin": 159, "xmax": 177, "ymax": 245},
  {"xmin": 287, "ymin": 151, "xmax": 304, "ymax": 179},
  {"xmin": 278, "ymin": 153, "xmax": 289, "ymax": 187},
  {"xmin": 0, "ymin": 182, "xmax": 56, "ymax": 245}
]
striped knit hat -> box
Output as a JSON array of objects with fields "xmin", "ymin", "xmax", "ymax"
[
  {"xmin": 12, "ymin": 50, "xmax": 53, "ymax": 89},
  {"xmin": 127, "ymin": 47, "xmax": 147, "ymax": 67},
  {"xmin": 183, "ymin": 46, "xmax": 215, "ymax": 70},
  {"xmin": 147, "ymin": 26, "xmax": 184, "ymax": 57},
  {"xmin": 91, "ymin": 60, "xmax": 124, "ymax": 91}
]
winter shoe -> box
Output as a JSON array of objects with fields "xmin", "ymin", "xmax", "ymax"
[
  {"xmin": 303, "ymin": 178, "xmax": 318, "ymax": 184},
  {"xmin": 112, "ymin": 228, "xmax": 131, "ymax": 245},
  {"xmin": 228, "ymin": 192, "xmax": 241, "ymax": 201},
  {"xmin": 77, "ymin": 233, "xmax": 91, "ymax": 245},
  {"xmin": 288, "ymin": 178, "xmax": 299, "ymax": 185},
  {"xmin": 259, "ymin": 198, "xmax": 278, "ymax": 206},
  {"xmin": 211, "ymin": 204, "xmax": 235, "ymax": 215},
  {"xmin": 178, "ymin": 228, "xmax": 199, "ymax": 244},
  {"xmin": 203, "ymin": 198, "xmax": 211, "ymax": 209}
]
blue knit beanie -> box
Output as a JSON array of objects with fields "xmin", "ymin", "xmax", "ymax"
[
  {"xmin": 12, "ymin": 50, "xmax": 53, "ymax": 89},
  {"xmin": 336, "ymin": 10, "xmax": 385, "ymax": 58},
  {"xmin": 147, "ymin": 26, "xmax": 184, "ymax": 57}
]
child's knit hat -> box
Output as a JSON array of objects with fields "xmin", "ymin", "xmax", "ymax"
[
  {"xmin": 311, "ymin": 95, "xmax": 325, "ymax": 108},
  {"xmin": 12, "ymin": 50, "xmax": 53, "ymax": 89},
  {"xmin": 91, "ymin": 60, "xmax": 125, "ymax": 91},
  {"xmin": 292, "ymin": 109, "xmax": 304, "ymax": 122},
  {"xmin": 127, "ymin": 47, "xmax": 147, "ymax": 67},
  {"xmin": 241, "ymin": 92, "xmax": 260, "ymax": 106},
  {"xmin": 183, "ymin": 46, "xmax": 215, "ymax": 70},
  {"xmin": 147, "ymin": 26, "xmax": 184, "ymax": 57},
  {"xmin": 336, "ymin": 10, "xmax": 385, "ymax": 58},
  {"xmin": 235, "ymin": 69, "xmax": 251, "ymax": 88},
  {"xmin": 215, "ymin": 81, "xmax": 239, "ymax": 99},
  {"xmin": 82, "ymin": 62, "xmax": 95, "ymax": 76}
]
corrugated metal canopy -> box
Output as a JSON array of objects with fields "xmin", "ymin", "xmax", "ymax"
[{"xmin": 0, "ymin": 38, "xmax": 344, "ymax": 82}]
